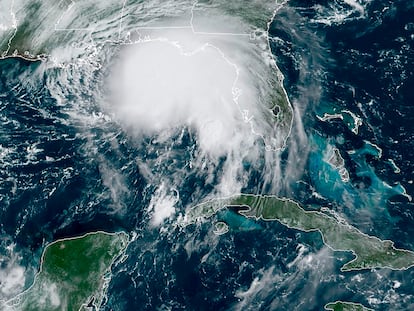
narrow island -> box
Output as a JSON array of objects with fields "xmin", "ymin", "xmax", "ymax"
[
  {"xmin": 327, "ymin": 147, "xmax": 350, "ymax": 182},
  {"xmin": 324, "ymin": 301, "xmax": 373, "ymax": 311},
  {"xmin": 183, "ymin": 194, "xmax": 414, "ymax": 272},
  {"xmin": 2, "ymin": 231, "xmax": 128, "ymax": 311}
]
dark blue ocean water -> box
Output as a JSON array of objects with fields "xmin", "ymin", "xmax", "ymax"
[
  {"xmin": 271, "ymin": 0, "xmax": 414, "ymax": 238},
  {"xmin": 1, "ymin": 0, "xmax": 414, "ymax": 310},
  {"xmin": 270, "ymin": 0, "xmax": 414, "ymax": 309}
]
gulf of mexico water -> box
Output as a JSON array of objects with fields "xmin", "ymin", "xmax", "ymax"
[{"xmin": 1, "ymin": 0, "xmax": 414, "ymax": 310}]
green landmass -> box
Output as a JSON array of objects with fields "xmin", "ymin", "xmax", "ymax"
[
  {"xmin": 324, "ymin": 301, "xmax": 373, "ymax": 311},
  {"xmin": 0, "ymin": 0, "xmax": 293, "ymax": 150},
  {"xmin": 0, "ymin": 0, "xmax": 284, "ymax": 58},
  {"xmin": 213, "ymin": 221, "xmax": 229, "ymax": 235},
  {"xmin": 3, "ymin": 231, "xmax": 128, "ymax": 311},
  {"xmin": 184, "ymin": 194, "xmax": 414, "ymax": 271}
]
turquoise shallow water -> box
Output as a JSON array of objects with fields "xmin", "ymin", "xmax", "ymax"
[{"xmin": 1, "ymin": 0, "xmax": 414, "ymax": 310}]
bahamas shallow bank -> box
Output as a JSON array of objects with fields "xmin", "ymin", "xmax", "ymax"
[{"xmin": 0, "ymin": 0, "xmax": 413, "ymax": 310}]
